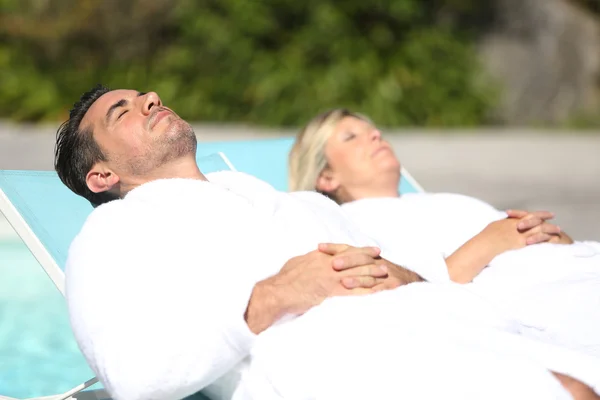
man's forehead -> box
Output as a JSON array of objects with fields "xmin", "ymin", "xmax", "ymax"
[{"xmin": 81, "ymin": 89, "xmax": 139, "ymax": 127}]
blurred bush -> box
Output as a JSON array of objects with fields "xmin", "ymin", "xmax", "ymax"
[{"xmin": 0, "ymin": 0, "xmax": 498, "ymax": 126}]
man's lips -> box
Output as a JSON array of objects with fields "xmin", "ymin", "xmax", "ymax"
[{"xmin": 149, "ymin": 109, "xmax": 172, "ymax": 129}]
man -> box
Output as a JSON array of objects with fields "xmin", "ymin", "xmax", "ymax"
[{"xmin": 56, "ymin": 85, "xmax": 600, "ymax": 400}]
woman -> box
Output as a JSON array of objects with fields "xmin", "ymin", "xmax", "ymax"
[{"xmin": 289, "ymin": 108, "xmax": 600, "ymax": 359}]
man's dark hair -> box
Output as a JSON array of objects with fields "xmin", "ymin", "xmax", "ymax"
[{"xmin": 54, "ymin": 84, "xmax": 118, "ymax": 207}]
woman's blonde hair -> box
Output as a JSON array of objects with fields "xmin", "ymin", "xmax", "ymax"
[{"xmin": 288, "ymin": 108, "xmax": 370, "ymax": 194}]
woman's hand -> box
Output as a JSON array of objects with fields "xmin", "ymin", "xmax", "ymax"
[
  {"xmin": 481, "ymin": 212, "xmax": 561, "ymax": 252},
  {"xmin": 506, "ymin": 209, "xmax": 573, "ymax": 244},
  {"xmin": 446, "ymin": 215, "xmax": 560, "ymax": 284},
  {"xmin": 483, "ymin": 216, "xmax": 562, "ymax": 253}
]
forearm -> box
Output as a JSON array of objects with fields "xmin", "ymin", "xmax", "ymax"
[
  {"xmin": 445, "ymin": 235, "xmax": 503, "ymax": 284},
  {"xmin": 245, "ymin": 279, "xmax": 286, "ymax": 334}
]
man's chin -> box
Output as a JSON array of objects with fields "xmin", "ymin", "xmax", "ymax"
[
  {"xmin": 164, "ymin": 119, "xmax": 195, "ymax": 139},
  {"xmin": 162, "ymin": 120, "xmax": 197, "ymax": 155}
]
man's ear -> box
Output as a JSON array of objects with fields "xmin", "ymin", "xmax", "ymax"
[
  {"xmin": 86, "ymin": 164, "xmax": 120, "ymax": 194},
  {"xmin": 316, "ymin": 168, "xmax": 340, "ymax": 194}
]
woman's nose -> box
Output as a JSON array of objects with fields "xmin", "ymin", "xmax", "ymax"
[{"xmin": 370, "ymin": 129, "xmax": 382, "ymax": 141}]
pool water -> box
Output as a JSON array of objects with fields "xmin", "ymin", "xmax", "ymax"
[{"xmin": 0, "ymin": 239, "xmax": 100, "ymax": 398}]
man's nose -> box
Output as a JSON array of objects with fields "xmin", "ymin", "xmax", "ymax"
[{"xmin": 142, "ymin": 92, "xmax": 162, "ymax": 115}]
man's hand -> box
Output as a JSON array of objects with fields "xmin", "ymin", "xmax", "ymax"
[
  {"xmin": 318, "ymin": 243, "xmax": 424, "ymax": 291},
  {"xmin": 317, "ymin": 243, "xmax": 386, "ymax": 289},
  {"xmin": 506, "ymin": 209, "xmax": 573, "ymax": 244},
  {"xmin": 246, "ymin": 245, "xmax": 388, "ymax": 333}
]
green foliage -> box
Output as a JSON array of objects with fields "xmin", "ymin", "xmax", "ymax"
[{"xmin": 0, "ymin": 0, "xmax": 498, "ymax": 126}]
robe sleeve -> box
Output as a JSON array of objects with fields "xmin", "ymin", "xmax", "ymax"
[
  {"xmin": 379, "ymin": 243, "xmax": 452, "ymax": 283},
  {"xmin": 65, "ymin": 200, "xmax": 259, "ymax": 400}
]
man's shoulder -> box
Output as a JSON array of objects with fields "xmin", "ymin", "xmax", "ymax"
[
  {"xmin": 73, "ymin": 198, "xmax": 134, "ymax": 246},
  {"xmin": 85, "ymin": 198, "xmax": 127, "ymax": 223}
]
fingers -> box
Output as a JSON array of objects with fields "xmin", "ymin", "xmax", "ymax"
[
  {"xmin": 517, "ymin": 211, "xmax": 556, "ymax": 231},
  {"xmin": 319, "ymin": 243, "xmax": 381, "ymax": 258},
  {"xmin": 318, "ymin": 243, "xmax": 351, "ymax": 255},
  {"xmin": 529, "ymin": 211, "xmax": 555, "ymax": 221},
  {"xmin": 319, "ymin": 243, "xmax": 380, "ymax": 256},
  {"xmin": 318, "ymin": 243, "xmax": 381, "ymax": 257},
  {"xmin": 517, "ymin": 215, "xmax": 543, "ymax": 231},
  {"xmin": 332, "ymin": 248, "xmax": 378, "ymax": 271},
  {"xmin": 506, "ymin": 209, "xmax": 528, "ymax": 219},
  {"xmin": 524, "ymin": 223, "xmax": 562, "ymax": 245},
  {"xmin": 341, "ymin": 276, "xmax": 387, "ymax": 289},
  {"xmin": 508, "ymin": 209, "xmax": 555, "ymax": 219},
  {"xmin": 332, "ymin": 249, "xmax": 382, "ymax": 270},
  {"xmin": 525, "ymin": 232, "xmax": 553, "ymax": 245},
  {"xmin": 340, "ymin": 263, "xmax": 388, "ymax": 278},
  {"xmin": 541, "ymin": 223, "xmax": 562, "ymax": 235}
]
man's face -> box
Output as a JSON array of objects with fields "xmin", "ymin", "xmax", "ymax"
[{"xmin": 81, "ymin": 89, "xmax": 196, "ymax": 193}]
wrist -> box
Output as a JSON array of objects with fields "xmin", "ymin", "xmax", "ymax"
[
  {"xmin": 481, "ymin": 224, "xmax": 510, "ymax": 255},
  {"xmin": 244, "ymin": 278, "xmax": 285, "ymax": 334},
  {"xmin": 445, "ymin": 230, "xmax": 504, "ymax": 284}
]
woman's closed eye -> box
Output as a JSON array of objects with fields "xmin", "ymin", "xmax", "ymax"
[
  {"xmin": 118, "ymin": 110, "xmax": 128, "ymax": 120},
  {"xmin": 343, "ymin": 132, "xmax": 356, "ymax": 141}
]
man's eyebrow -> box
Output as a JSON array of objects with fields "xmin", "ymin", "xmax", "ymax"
[
  {"xmin": 105, "ymin": 99, "xmax": 127, "ymax": 124},
  {"xmin": 105, "ymin": 92, "xmax": 146, "ymax": 124}
]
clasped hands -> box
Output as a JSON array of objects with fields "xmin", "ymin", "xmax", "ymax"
[
  {"xmin": 262, "ymin": 243, "xmax": 420, "ymax": 317},
  {"xmin": 483, "ymin": 209, "xmax": 573, "ymax": 253}
]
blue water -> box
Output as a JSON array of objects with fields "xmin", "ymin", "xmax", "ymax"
[{"xmin": 0, "ymin": 239, "xmax": 100, "ymax": 397}]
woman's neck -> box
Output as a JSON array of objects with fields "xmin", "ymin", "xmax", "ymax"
[
  {"xmin": 339, "ymin": 182, "xmax": 400, "ymax": 204},
  {"xmin": 349, "ymin": 186, "xmax": 400, "ymax": 201}
]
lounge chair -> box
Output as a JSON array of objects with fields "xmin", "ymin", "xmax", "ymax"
[{"xmin": 0, "ymin": 138, "xmax": 423, "ymax": 400}]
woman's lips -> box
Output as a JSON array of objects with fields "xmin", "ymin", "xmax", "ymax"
[{"xmin": 372, "ymin": 146, "xmax": 391, "ymax": 157}]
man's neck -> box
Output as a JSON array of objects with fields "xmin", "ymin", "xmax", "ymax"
[{"xmin": 120, "ymin": 157, "xmax": 206, "ymax": 195}]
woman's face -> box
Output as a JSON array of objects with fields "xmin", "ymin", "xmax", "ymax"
[{"xmin": 317, "ymin": 116, "xmax": 401, "ymax": 200}]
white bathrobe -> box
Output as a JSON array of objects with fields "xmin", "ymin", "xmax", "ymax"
[
  {"xmin": 66, "ymin": 174, "xmax": 599, "ymax": 400},
  {"xmin": 342, "ymin": 193, "xmax": 600, "ymax": 358}
]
